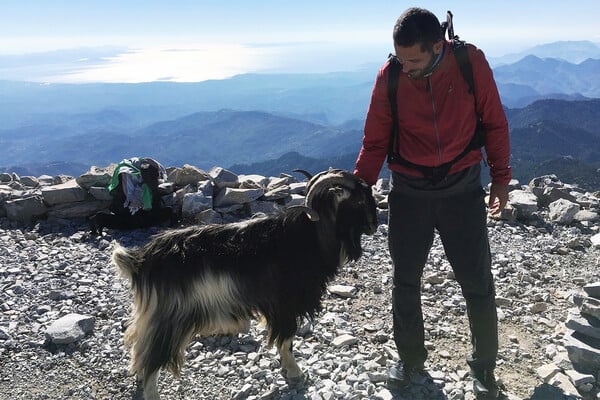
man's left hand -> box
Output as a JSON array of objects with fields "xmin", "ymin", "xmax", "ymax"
[{"xmin": 488, "ymin": 183, "xmax": 508, "ymax": 215}]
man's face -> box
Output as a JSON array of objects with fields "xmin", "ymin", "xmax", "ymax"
[{"xmin": 394, "ymin": 40, "xmax": 443, "ymax": 79}]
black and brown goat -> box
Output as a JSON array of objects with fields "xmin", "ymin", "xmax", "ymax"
[{"xmin": 111, "ymin": 169, "xmax": 378, "ymax": 399}]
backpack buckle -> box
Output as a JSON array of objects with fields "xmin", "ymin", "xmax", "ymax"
[{"xmin": 422, "ymin": 164, "xmax": 452, "ymax": 185}]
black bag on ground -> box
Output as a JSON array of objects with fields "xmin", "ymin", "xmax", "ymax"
[{"xmin": 89, "ymin": 157, "xmax": 175, "ymax": 235}]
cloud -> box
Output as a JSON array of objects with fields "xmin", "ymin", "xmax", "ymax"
[
  {"xmin": 0, "ymin": 47, "xmax": 128, "ymax": 81},
  {"xmin": 4, "ymin": 44, "xmax": 271, "ymax": 83},
  {"xmin": 0, "ymin": 39, "xmax": 388, "ymax": 83}
]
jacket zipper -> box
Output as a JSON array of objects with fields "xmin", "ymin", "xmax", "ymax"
[{"xmin": 427, "ymin": 77, "xmax": 443, "ymax": 164}]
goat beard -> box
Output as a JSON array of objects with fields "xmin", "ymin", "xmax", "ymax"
[{"xmin": 342, "ymin": 227, "xmax": 363, "ymax": 262}]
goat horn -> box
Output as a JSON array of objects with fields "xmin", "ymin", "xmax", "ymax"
[
  {"xmin": 287, "ymin": 205, "xmax": 320, "ymax": 221},
  {"xmin": 305, "ymin": 169, "xmax": 357, "ymax": 208},
  {"xmin": 292, "ymin": 169, "xmax": 313, "ymax": 180}
]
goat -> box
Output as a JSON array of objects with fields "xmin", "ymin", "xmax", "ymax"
[{"xmin": 111, "ymin": 169, "xmax": 378, "ymax": 400}]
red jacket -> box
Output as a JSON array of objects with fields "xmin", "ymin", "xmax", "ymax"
[{"xmin": 354, "ymin": 41, "xmax": 511, "ymax": 186}]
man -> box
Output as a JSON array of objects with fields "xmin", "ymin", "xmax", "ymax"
[{"xmin": 354, "ymin": 7, "xmax": 510, "ymax": 399}]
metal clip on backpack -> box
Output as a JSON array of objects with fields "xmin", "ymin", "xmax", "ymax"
[{"xmin": 386, "ymin": 10, "xmax": 486, "ymax": 184}]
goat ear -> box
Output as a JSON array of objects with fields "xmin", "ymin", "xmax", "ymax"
[
  {"xmin": 287, "ymin": 205, "xmax": 320, "ymax": 221},
  {"xmin": 304, "ymin": 208, "xmax": 320, "ymax": 221},
  {"xmin": 330, "ymin": 186, "xmax": 351, "ymax": 202}
]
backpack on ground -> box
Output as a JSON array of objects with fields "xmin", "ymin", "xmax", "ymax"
[
  {"xmin": 107, "ymin": 157, "xmax": 167, "ymax": 212},
  {"xmin": 386, "ymin": 10, "xmax": 486, "ymax": 184}
]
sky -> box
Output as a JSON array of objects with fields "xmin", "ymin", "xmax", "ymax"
[{"xmin": 1, "ymin": 0, "xmax": 599, "ymax": 83}]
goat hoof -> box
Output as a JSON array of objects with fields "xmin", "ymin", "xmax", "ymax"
[{"xmin": 282, "ymin": 370, "xmax": 309, "ymax": 388}]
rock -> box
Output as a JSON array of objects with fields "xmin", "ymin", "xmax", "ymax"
[
  {"xmin": 508, "ymin": 190, "xmax": 538, "ymax": 219},
  {"xmin": 209, "ymin": 166, "xmax": 238, "ymax": 189},
  {"xmin": 591, "ymin": 233, "xmax": 600, "ymax": 248},
  {"xmin": 41, "ymin": 179, "xmax": 87, "ymax": 205},
  {"xmin": 195, "ymin": 209, "xmax": 223, "ymax": 225},
  {"xmin": 424, "ymin": 273, "xmax": 446, "ymax": 285},
  {"xmin": 45, "ymin": 313, "xmax": 95, "ymax": 345},
  {"xmin": 548, "ymin": 198, "xmax": 580, "ymax": 224},
  {"xmin": 238, "ymin": 174, "xmax": 270, "ymax": 188},
  {"xmin": 47, "ymin": 200, "xmax": 111, "ymax": 219},
  {"xmin": 88, "ymin": 186, "xmax": 113, "ymax": 201},
  {"xmin": 529, "ymin": 302, "xmax": 548, "ymax": 314},
  {"xmin": 19, "ymin": 176, "xmax": 39, "ymax": 188},
  {"xmin": 5, "ymin": 195, "xmax": 47, "ymax": 223},
  {"xmin": 564, "ymin": 369, "xmax": 596, "ymax": 387},
  {"xmin": 565, "ymin": 309, "xmax": 600, "ymax": 340},
  {"xmin": 583, "ymin": 282, "xmax": 600, "ymax": 299},
  {"xmin": 564, "ymin": 330, "xmax": 600, "ymax": 374},
  {"xmin": 262, "ymin": 186, "xmax": 291, "ymax": 201},
  {"xmin": 248, "ymin": 201, "xmax": 283, "ymax": 216},
  {"xmin": 170, "ymin": 164, "xmax": 210, "ymax": 187},
  {"xmin": 213, "ymin": 187, "xmax": 264, "ymax": 208},
  {"xmin": 37, "ymin": 175, "xmax": 56, "ymax": 186},
  {"xmin": 289, "ymin": 182, "xmax": 307, "ymax": 195},
  {"xmin": 266, "ymin": 177, "xmax": 293, "ymax": 192},
  {"xmin": 489, "ymin": 202, "xmax": 517, "ymax": 221},
  {"xmin": 574, "ymin": 209, "xmax": 599, "ymax": 223},
  {"xmin": 76, "ymin": 166, "xmax": 113, "ymax": 189},
  {"xmin": 536, "ymin": 363, "xmax": 560, "ymax": 383},
  {"xmin": 327, "ymin": 285, "xmax": 357, "ymax": 298},
  {"xmin": 550, "ymin": 372, "xmax": 579, "ymax": 397},
  {"xmin": 182, "ymin": 192, "xmax": 213, "ymax": 218},
  {"xmin": 580, "ymin": 296, "xmax": 600, "ymax": 320},
  {"xmin": 331, "ymin": 334, "xmax": 358, "ymax": 347},
  {"xmin": 540, "ymin": 187, "xmax": 577, "ymax": 208},
  {"xmin": 285, "ymin": 194, "xmax": 305, "ymax": 207}
]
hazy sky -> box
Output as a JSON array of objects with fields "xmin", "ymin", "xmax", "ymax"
[{"xmin": 2, "ymin": 0, "xmax": 599, "ymax": 83}]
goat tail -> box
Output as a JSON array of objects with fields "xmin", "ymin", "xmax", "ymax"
[{"xmin": 112, "ymin": 243, "xmax": 141, "ymax": 281}]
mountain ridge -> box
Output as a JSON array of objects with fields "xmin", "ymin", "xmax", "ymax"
[{"xmin": 3, "ymin": 99, "xmax": 599, "ymax": 191}]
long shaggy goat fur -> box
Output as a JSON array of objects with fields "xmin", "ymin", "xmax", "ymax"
[{"xmin": 112, "ymin": 169, "xmax": 378, "ymax": 399}]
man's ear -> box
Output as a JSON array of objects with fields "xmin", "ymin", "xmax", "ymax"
[{"xmin": 433, "ymin": 40, "xmax": 444, "ymax": 54}]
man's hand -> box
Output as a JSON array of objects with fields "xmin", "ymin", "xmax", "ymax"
[{"xmin": 488, "ymin": 183, "xmax": 508, "ymax": 215}]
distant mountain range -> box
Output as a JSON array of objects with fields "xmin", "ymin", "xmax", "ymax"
[
  {"xmin": 1, "ymin": 41, "xmax": 600, "ymax": 190},
  {"xmin": 2, "ymin": 99, "xmax": 600, "ymax": 190},
  {"xmin": 488, "ymin": 40, "xmax": 600, "ymax": 66},
  {"xmin": 494, "ymin": 56, "xmax": 600, "ymax": 107}
]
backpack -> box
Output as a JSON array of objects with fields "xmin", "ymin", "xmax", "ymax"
[
  {"xmin": 386, "ymin": 10, "xmax": 486, "ymax": 184},
  {"xmin": 108, "ymin": 157, "xmax": 167, "ymax": 211}
]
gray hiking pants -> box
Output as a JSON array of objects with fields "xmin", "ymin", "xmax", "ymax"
[{"xmin": 387, "ymin": 166, "xmax": 498, "ymax": 371}]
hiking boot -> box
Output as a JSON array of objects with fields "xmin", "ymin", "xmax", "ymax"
[
  {"xmin": 472, "ymin": 368, "xmax": 499, "ymax": 399},
  {"xmin": 386, "ymin": 362, "xmax": 424, "ymax": 390}
]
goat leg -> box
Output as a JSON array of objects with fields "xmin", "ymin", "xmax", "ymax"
[
  {"xmin": 277, "ymin": 338, "xmax": 306, "ymax": 387},
  {"xmin": 139, "ymin": 370, "xmax": 160, "ymax": 400}
]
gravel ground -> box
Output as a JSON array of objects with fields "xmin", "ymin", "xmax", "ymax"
[{"xmin": 0, "ymin": 213, "xmax": 598, "ymax": 400}]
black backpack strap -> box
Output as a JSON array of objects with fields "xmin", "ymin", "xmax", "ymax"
[
  {"xmin": 386, "ymin": 54, "xmax": 401, "ymax": 163},
  {"xmin": 451, "ymin": 39, "xmax": 486, "ymax": 151},
  {"xmin": 452, "ymin": 40, "xmax": 475, "ymax": 95}
]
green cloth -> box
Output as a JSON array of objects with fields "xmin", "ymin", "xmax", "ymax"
[{"xmin": 108, "ymin": 160, "xmax": 153, "ymax": 210}]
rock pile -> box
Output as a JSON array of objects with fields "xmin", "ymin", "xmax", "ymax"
[
  {"xmin": 0, "ymin": 167, "xmax": 599, "ymax": 400},
  {"xmin": 0, "ymin": 164, "xmax": 317, "ymax": 226},
  {"xmin": 563, "ymin": 284, "xmax": 600, "ymax": 391},
  {"xmin": 2, "ymin": 164, "xmax": 600, "ymax": 232}
]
